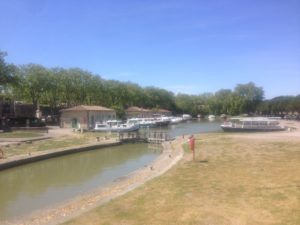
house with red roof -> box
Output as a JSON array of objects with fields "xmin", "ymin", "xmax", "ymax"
[
  {"xmin": 125, "ymin": 106, "xmax": 153, "ymax": 119},
  {"xmin": 60, "ymin": 105, "xmax": 116, "ymax": 129},
  {"xmin": 125, "ymin": 106, "xmax": 172, "ymax": 119}
]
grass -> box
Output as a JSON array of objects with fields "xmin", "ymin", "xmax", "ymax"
[
  {"xmin": 63, "ymin": 133, "xmax": 300, "ymax": 225},
  {"xmin": 0, "ymin": 131, "xmax": 43, "ymax": 138},
  {"xmin": 1, "ymin": 132, "xmax": 119, "ymax": 157}
]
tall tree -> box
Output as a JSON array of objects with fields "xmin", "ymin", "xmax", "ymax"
[
  {"xmin": 41, "ymin": 67, "xmax": 65, "ymax": 114},
  {"xmin": 144, "ymin": 87, "xmax": 175, "ymax": 110},
  {"xmin": 234, "ymin": 82, "xmax": 264, "ymax": 114},
  {"xmin": 13, "ymin": 64, "xmax": 49, "ymax": 110},
  {"xmin": 214, "ymin": 89, "xmax": 232, "ymax": 115},
  {"xmin": 0, "ymin": 51, "xmax": 16, "ymax": 86}
]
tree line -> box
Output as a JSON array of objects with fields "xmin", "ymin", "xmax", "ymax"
[{"xmin": 1, "ymin": 50, "xmax": 299, "ymax": 118}]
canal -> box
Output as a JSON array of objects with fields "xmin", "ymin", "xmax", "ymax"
[{"xmin": 0, "ymin": 119, "xmax": 221, "ymax": 223}]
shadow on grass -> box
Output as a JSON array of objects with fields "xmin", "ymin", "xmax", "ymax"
[
  {"xmin": 197, "ymin": 160, "xmax": 209, "ymax": 163},
  {"xmin": 184, "ymin": 159, "xmax": 209, "ymax": 165}
]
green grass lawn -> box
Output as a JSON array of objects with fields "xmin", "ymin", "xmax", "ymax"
[{"xmin": 63, "ymin": 133, "xmax": 300, "ymax": 225}]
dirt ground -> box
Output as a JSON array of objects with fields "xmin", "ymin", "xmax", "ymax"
[{"xmin": 61, "ymin": 120, "xmax": 300, "ymax": 225}]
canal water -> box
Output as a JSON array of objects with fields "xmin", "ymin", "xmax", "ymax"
[
  {"xmin": 0, "ymin": 119, "xmax": 221, "ymax": 222},
  {"xmin": 161, "ymin": 119, "xmax": 221, "ymax": 138}
]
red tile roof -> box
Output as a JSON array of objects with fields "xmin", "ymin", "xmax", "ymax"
[
  {"xmin": 152, "ymin": 108, "xmax": 171, "ymax": 113},
  {"xmin": 125, "ymin": 107, "xmax": 151, "ymax": 112},
  {"xmin": 61, "ymin": 105, "xmax": 115, "ymax": 112}
]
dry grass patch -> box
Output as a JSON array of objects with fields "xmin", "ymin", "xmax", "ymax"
[
  {"xmin": 0, "ymin": 131, "xmax": 43, "ymax": 138},
  {"xmin": 63, "ymin": 133, "xmax": 300, "ymax": 225},
  {"xmin": 2, "ymin": 132, "xmax": 118, "ymax": 157}
]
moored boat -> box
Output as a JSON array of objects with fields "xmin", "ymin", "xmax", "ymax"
[
  {"xmin": 182, "ymin": 114, "xmax": 192, "ymax": 121},
  {"xmin": 94, "ymin": 120, "xmax": 139, "ymax": 132},
  {"xmin": 170, "ymin": 116, "xmax": 183, "ymax": 124},
  {"xmin": 139, "ymin": 118, "xmax": 157, "ymax": 128},
  {"xmin": 221, "ymin": 117, "xmax": 286, "ymax": 132},
  {"xmin": 208, "ymin": 115, "xmax": 216, "ymax": 121},
  {"xmin": 154, "ymin": 116, "xmax": 171, "ymax": 126}
]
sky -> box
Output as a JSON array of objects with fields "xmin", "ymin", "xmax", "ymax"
[{"xmin": 0, "ymin": 0, "xmax": 299, "ymax": 99}]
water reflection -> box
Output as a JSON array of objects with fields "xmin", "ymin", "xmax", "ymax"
[{"xmin": 144, "ymin": 119, "xmax": 222, "ymax": 138}]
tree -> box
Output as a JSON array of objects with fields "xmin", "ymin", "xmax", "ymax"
[
  {"xmin": 234, "ymin": 82, "xmax": 264, "ymax": 114},
  {"xmin": 85, "ymin": 75, "xmax": 106, "ymax": 106},
  {"xmin": 0, "ymin": 51, "xmax": 10, "ymax": 84},
  {"xmin": 13, "ymin": 64, "xmax": 49, "ymax": 110},
  {"xmin": 41, "ymin": 67, "xmax": 65, "ymax": 114},
  {"xmin": 175, "ymin": 94, "xmax": 200, "ymax": 116},
  {"xmin": 144, "ymin": 87, "xmax": 175, "ymax": 110},
  {"xmin": 291, "ymin": 95, "xmax": 300, "ymax": 113},
  {"xmin": 214, "ymin": 89, "xmax": 232, "ymax": 114},
  {"xmin": 0, "ymin": 51, "xmax": 17, "ymax": 86}
]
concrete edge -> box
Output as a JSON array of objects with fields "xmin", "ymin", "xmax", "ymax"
[{"xmin": 0, "ymin": 141, "xmax": 122, "ymax": 171}]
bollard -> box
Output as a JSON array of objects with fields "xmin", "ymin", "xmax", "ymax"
[{"xmin": 0, "ymin": 148, "xmax": 4, "ymax": 159}]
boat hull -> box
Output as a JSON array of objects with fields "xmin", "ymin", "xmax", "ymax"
[{"xmin": 94, "ymin": 125, "xmax": 139, "ymax": 132}]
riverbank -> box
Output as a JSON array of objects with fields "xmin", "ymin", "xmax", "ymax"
[
  {"xmin": 2, "ymin": 120, "xmax": 300, "ymax": 225},
  {"xmin": 0, "ymin": 128, "xmax": 122, "ymax": 170},
  {"xmin": 2, "ymin": 137, "xmax": 184, "ymax": 225},
  {"xmin": 61, "ymin": 121, "xmax": 300, "ymax": 225},
  {"xmin": 0, "ymin": 140, "xmax": 121, "ymax": 170}
]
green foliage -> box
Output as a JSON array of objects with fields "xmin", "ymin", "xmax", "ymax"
[
  {"xmin": 12, "ymin": 64, "xmax": 49, "ymax": 110},
  {"xmin": 144, "ymin": 87, "xmax": 175, "ymax": 110},
  {"xmin": 258, "ymin": 95, "xmax": 300, "ymax": 115},
  {"xmin": 174, "ymin": 83, "xmax": 265, "ymax": 117},
  {"xmin": 234, "ymin": 82, "xmax": 264, "ymax": 114},
  {"xmin": 9, "ymin": 64, "xmax": 177, "ymax": 116},
  {"xmin": 3, "ymin": 49, "xmax": 297, "ymax": 117},
  {"xmin": 0, "ymin": 50, "xmax": 17, "ymax": 98},
  {"xmin": 6, "ymin": 63, "xmax": 273, "ymax": 117},
  {"xmin": 0, "ymin": 51, "xmax": 10, "ymax": 84},
  {"xmin": 111, "ymin": 104, "xmax": 125, "ymax": 119}
]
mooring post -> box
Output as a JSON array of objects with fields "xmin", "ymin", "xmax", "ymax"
[{"xmin": 0, "ymin": 147, "xmax": 4, "ymax": 159}]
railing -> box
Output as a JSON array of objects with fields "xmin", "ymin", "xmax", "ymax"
[{"xmin": 118, "ymin": 131, "xmax": 169, "ymax": 144}]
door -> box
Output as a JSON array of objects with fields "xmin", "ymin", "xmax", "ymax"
[{"xmin": 71, "ymin": 118, "xmax": 78, "ymax": 128}]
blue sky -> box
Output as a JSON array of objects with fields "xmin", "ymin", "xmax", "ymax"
[{"xmin": 0, "ymin": 0, "xmax": 299, "ymax": 99}]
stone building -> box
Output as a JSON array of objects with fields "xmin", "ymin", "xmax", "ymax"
[
  {"xmin": 125, "ymin": 106, "xmax": 153, "ymax": 119},
  {"xmin": 151, "ymin": 108, "xmax": 172, "ymax": 117},
  {"xmin": 60, "ymin": 105, "xmax": 116, "ymax": 129},
  {"xmin": 0, "ymin": 100, "xmax": 39, "ymax": 128}
]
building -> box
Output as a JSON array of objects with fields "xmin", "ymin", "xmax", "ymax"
[
  {"xmin": 125, "ymin": 106, "xmax": 153, "ymax": 119},
  {"xmin": 0, "ymin": 101, "xmax": 36, "ymax": 119},
  {"xmin": 0, "ymin": 100, "xmax": 40, "ymax": 128},
  {"xmin": 60, "ymin": 105, "xmax": 116, "ymax": 129},
  {"xmin": 151, "ymin": 108, "xmax": 172, "ymax": 117}
]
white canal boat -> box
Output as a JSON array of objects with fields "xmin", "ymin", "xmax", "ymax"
[
  {"xmin": 208, "ymin": 115, "xmax": 216, "ymax": 121},
  {"xmin": 221, "ymin": 117, "xmax": 285, "ymax": 132},
  {"xmin": 170, "ymin": 116, "xmax": 183, "ymax": 124},
  {"xmin": 182, "ymin": 114, "xmax": 192, "ymax": 121},
  {"xmin": 94, "ymin": 120, "xmax": 139, "ymax": 132}
]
